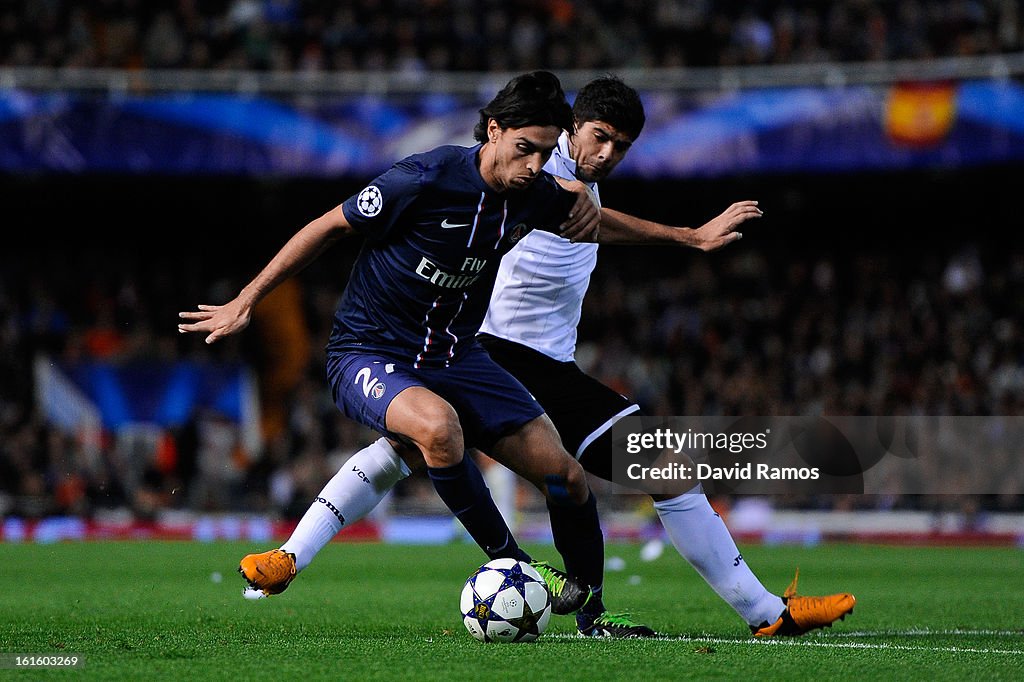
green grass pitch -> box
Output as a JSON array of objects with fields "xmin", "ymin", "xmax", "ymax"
[{"xmin": 1, "ymin": 540, "xmax": 1022, "ymax": 680}]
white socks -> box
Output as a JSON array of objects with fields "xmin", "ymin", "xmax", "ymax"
[
  {"xmin": 653, "ymin": 485, "xmax": 785, "ymax": 628},
  {"xmin": 281, "ymin": 438, "xmax": 410, "ymax": 571}
]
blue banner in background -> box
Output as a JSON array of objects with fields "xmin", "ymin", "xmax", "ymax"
[
  {"xmin": 1, "ymin": 80, "xmax": 1023, "ymax": 178},
  {"xmin": 57, "ymin": 360, "xmax": 253, "ymax": 430}
]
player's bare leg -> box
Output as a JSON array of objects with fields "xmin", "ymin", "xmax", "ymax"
[
  {"xmin": 487, "ymin": 414, "xmax": 587, "ymax": 503},
  {"xmin": 239, "ymin": 388, "xmax": 467, "ymax": 600},
  {"xmin": 386, "ymin": 389, "xmax": 588, "ymax": 614}
]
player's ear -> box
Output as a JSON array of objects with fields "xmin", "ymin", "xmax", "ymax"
[{"xmin": 487, "ymin": 119, "xmax": 500, "ymax": 144}]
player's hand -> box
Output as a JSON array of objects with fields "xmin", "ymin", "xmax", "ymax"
[
  {"xmin": 177, "ymin": 301, "xmax": 251, "ymax": 344},
  {"xmin": 557, "ymin": 179, "xmax": 600, "ymax": 243},
  {"xmin": 693, "ymin": 200, "xmax": 763, "ymax": 252}
]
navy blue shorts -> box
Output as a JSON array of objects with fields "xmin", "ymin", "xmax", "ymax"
[{"xmin": 326, "ymin": 342, "xmax": 545, "ymax": 451}]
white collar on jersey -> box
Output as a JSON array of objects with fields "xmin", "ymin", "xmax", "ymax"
[
  {"xmin": 552, "ymin": 131, "xmax": 578, "ymax": 180},
  {"xmin": 551, "ymin": 130, "xmax": 600, "ymax": 202}
]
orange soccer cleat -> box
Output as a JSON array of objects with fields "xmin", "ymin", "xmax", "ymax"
[
  {"xmin": 238, "ymin": 549, "xmax": 297, "ymax": 596},
  {"xmin": 752, "ymin": 568, "xmax": 856, "ymax": 637}
]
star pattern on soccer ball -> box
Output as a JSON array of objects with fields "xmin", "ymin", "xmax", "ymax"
[
  {"xmin": 494, "ymin": 562, "xmax": 541, "ymax": 594},
  {"xmin": 507, "ymin": 597, "xmax": 543, "ymax": 641},
  {"xmin": 467, "ymin": 586, "xmax": 505, "ymax": 640}
]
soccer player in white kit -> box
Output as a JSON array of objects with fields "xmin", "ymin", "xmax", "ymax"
[{"xmin": 240, "ymin": 77, "xmax": 855, "ymax": 639}]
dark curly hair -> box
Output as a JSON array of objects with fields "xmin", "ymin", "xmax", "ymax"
[
  {"xmin": 572, "ymin": 76, "xmax": 646, "ymax": 141},
  {"xmin": 474, "ymin": 71, "xmax": 574, "ymax": 143}
]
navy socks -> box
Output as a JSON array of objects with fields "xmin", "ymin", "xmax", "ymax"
[
  {"xmin": 547, "ymin": 489, "xmax": 605, "ymax": 615},
  {"xmin": 427, "ymin": 454, "xmax": 530, "ymax": 563}
]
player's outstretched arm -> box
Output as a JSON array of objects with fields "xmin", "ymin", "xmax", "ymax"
[
  {"xmin": 599, "ymin": 201, "xmax": 762, "ymax": 251},
  {"xmin": 178, "ymin": 205, "xmax": 353, "ymax": 344}
]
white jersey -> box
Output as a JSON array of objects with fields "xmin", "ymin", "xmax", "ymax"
[{"xmin": 479, "ymin": 132, "xmax": 599, "ymax": 361}]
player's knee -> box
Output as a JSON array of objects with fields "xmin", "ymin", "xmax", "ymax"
[
  {"xmin": 545, "ymin": 457, "xmax": 589, "ymax": 505},
  {"xmin": 411, "ymin": 404, "xmax": 463, "ymax": 466},
  {"xmin": 563, "ymin": 458, "xmax": 589, "ymax": 504}
]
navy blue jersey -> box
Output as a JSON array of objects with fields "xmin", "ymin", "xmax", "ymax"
[{"xmin": 328, "ymin": 144, "xmax": 575, "ymax": 368}]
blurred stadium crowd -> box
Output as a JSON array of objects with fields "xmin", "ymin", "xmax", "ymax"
[
  {"xmin": 2, "ymin": 0, "xmax": 1022, "ymax": 72},
  {"xmin": 1, "ymin": 234, "xmax": 1022, "ymax": 521},
  {"xmin": 2, "ymin": 0, "xmax": 1022, "ymax": 526}
]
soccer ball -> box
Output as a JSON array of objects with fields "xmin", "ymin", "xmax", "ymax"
[{"xmin": 460, "ymin": 558, "xmax": 552, "ymax": 643}]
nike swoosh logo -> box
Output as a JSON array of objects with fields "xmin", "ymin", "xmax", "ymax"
[{"xmin": 441, "ymin": 218, "xmax": 470, "ymax": 228}]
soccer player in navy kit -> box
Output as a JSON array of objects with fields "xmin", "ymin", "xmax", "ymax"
[
  {"xmin": 234, "ymin": 75, "xmax": 856, "ymax": 639},
  {"xmin": 179, "ymin": 71, "xmax": 600, "ymax": 614}
]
